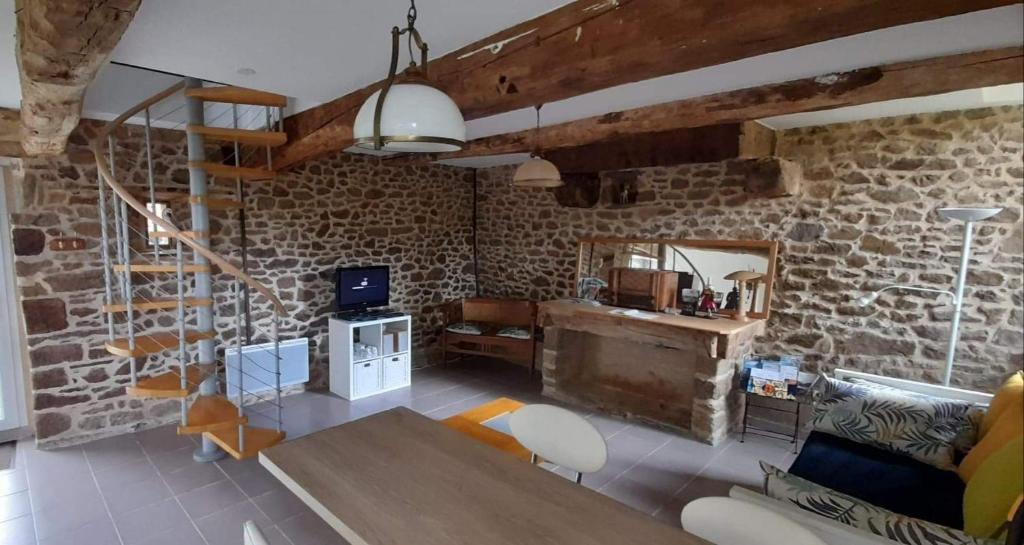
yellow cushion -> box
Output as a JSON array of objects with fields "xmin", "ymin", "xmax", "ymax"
[
  {"xmin": 963, "ymin": 436, "xmax": 1023, "ymax": 538},
  {"xmin": 959, "ymin": 395, "xmax": 1023, "ymax": 482},
  {"xmin": 982, "ymin": 371, "xmax": 1024, "ymax": 438}
]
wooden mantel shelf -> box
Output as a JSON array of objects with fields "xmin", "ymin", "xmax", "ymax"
[{"xmin": 538, "ymin": 299, "xmax": 765, "ymax": 359}]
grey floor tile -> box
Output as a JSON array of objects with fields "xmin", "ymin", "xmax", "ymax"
[
  {"xmin": 113, "ymin": 496, "xmax": 192, "ymax": 545},
  {"xmin": 0, "ymin": 490, "xmax": 30, "ymax": 524},
  {"xmin": 32, "ymin": 498, "xmax": 108, "ymax": 542},
  {"xmin": 0, "ymin": 471, "xmax": 28, "ymax": 498},
  {"xmin": 0, "ymin": 514, "xmax": 35, "ymax": 545},
  {"xmin": 255, "ymin": 525, "xmax": 294, "ymax": 545},
  {"xmin": 177, "ymin": 479, "xmax": 247, "ymax": 520},
  {"xmin": 229, "ymin": 465, "xmax": 285, "ymax": 498},
  {"xmin": 29, "ymin": 473, "xmax": 102, "ymax": 514},
  {"xmin": 36, "ymin": 515, "xmax": 119, "ymax": 545},
  {"xmin": 94, "ymin": 456, "xmax": 159, "ymax": 491},
  {"xmin": 162, "ymin": 459, "xmax": 226, "ymax": 495},
  {"xmin": 194, "ymin": 500, "xmax": 271, "ymax": 545},
  {"xmin": 132, "ymin": 520, "xmax": 206, "ymax": 545},
  {"xmin": 101, "ymin": 474, "xmax": 174, "ymax": 515},
  {"xmin": 585, "ymin": 413, "xmax": 631, "ymax": 439},
  {"xmin": 251, "ymin": 486, "xmax": 311, "ymax": 523},
  {"xmin": 600, "ymin": 475, "xmax": 674, "ymax": 515},
  {"xmin": 278, "ymin": 510, "xmax": 346, "ymax": 545},
  {"xmin": 135, "ymin": 425, "xmax": 195, "ymax": 456},
  {"xmin": 83, "ymin": 435, "xmax": 147, "ymax": 473},
  {"xmin": 150, "ymin": 446, "xmax": 197, "ymax": 475}
]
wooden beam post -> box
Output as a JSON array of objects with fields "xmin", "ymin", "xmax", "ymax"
[
  {"xmin": 15, "ymin": 0, "xmax": 141, "ymax": 156},
  {"xmin": 274, "ymin": 0, "xmax": 1017, "ymax": 169},
  {"xmin": 0, "ymin": 108, "xmax": 24, "ymax": 158},
  {"xmin": 437, "ymin": 47, "xmax": 1023, "ymax": 162}
]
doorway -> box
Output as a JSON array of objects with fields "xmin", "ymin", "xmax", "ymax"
[{"xmin": 0, "ymin": 167, "xmax": 28, "ymax": 434}]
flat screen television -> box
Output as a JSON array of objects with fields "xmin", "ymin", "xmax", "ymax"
[{"xmin": 335, "ymin": 265, "xmax": 390, "ymax": 312}]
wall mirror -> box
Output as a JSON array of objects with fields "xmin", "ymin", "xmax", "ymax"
[{"xmin": 575, "ymin": 238, "xmax": 779, "ymax": 319}]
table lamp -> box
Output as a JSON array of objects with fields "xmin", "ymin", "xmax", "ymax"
[{"xmin": 724, "ymin": 270, "xmax": 764, "ymax": 322}]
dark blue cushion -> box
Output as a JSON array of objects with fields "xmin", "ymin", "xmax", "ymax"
[{"xmin": 789, "ymin": 431, "xmax": 965, "ymax": 530}]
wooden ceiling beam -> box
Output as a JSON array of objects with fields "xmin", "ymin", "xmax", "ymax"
[
  {"xmin": 436, "ymin": 47, "xmax": 1024, "ymax": 161},
  {"xmin": 15, "ymin": 0, "xmax": 141, "ymax": 156},
  {"xmin": 273, "ymin": 0, "xmax": 1016, "ymax": 169}
]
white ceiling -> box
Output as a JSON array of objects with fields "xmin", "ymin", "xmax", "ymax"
[
  {"xmin": 1, "ymin": 1, "xmax": 1022, "ymax": 166},
  {"xmin": 110, "ymin": 0, "xmax": 572, "ymax": 114}
]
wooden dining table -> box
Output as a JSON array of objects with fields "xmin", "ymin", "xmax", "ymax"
[{"xmin": 259, "ymin": 407, "xmax": 707, "ymax": 545}]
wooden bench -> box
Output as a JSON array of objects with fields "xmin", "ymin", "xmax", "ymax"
[{"xmin": 441, "ymin": 298, "xmax": 538, "ymax": 375}]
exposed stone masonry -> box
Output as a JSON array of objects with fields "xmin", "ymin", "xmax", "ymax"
[
  {"xmin": 475, "ymin": 107, "xmax": 1024, "ymax": 392},
  {"xmin": 9, "ymin": 121, "xmax": 474, "ymax": 447},
  {"xmin": 7, "ymin": 105, "xmax": 1022, "ymax": 449}
]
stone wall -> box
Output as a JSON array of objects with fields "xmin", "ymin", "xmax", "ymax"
[
  {"xmin": 475, "ymin": 106, "xmax": 1024, "ymax": 392},
  {"xmin": 8, "ymin": 121, "xmax": 474, "ymax": 447}
]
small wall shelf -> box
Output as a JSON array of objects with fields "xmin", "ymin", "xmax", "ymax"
[{"xmin": 329, "ymin": 314, "xmax": 412, "ymax": 401}]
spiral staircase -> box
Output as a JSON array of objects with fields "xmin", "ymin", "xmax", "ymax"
[{"xmin": 93, "ymin": 78, "xmax": 289, "ymax": 461}]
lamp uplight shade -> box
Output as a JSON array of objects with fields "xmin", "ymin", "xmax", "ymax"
[
  {"xmin": 353, "ymin": 83, "xmax": 466, "ymax": 152},
  {"xmin": 937, "ymin": 207, "xmax": 1003, "ymax": 222},
  {"xmin": 512, "ymin": 156, "xmax": 563, "ymax": 188}
]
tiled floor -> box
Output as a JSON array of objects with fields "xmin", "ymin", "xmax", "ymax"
[{"xmin": 0, "ymin": 360, "xmax": 798, "ymax": 545}]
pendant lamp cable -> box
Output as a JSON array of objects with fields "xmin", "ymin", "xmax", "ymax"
[{"xmin": 533, "ymin": 104, "xmax": 543, "ymax": 157}]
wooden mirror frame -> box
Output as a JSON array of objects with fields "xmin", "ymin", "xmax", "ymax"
[{"xmin": 575, "ymin": 237, "xmax": 780, "ymax": 320}]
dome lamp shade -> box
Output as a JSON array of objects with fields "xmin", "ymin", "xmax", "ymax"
[
  {"xmin": 513, "ymin": 155, "xmax": 563, "ymax": 188},
  {"xmin": 352, "ymin": 0, "xmax": 465, "ymax": 153},
  {"xmin": 512, "ymin": 105, "xmax": 563, "ymax": 188}
]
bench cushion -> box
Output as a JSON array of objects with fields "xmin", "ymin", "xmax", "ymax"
[{"xmin": 789, "ymin": 431, "xmax": 966, "ymax": 530}]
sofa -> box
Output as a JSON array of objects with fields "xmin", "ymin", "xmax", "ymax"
[
  {"xmin": 441, "ymin": 298, "xmax": 538, "ymax": 375},
  {"xmin": 756, "ymin": 369, "xmax": 1023, "ymax": 545}
]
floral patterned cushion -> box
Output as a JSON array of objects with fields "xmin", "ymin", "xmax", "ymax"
[
  {"xmin": 811, "ymin": 377, "xmax": 976, "ymax": 470},
  {"xmin": 446, "ymin": 322, "xmax": 483, "ymax": 335},
  {"xmin": 845, "ymin": 378, "xmax": 985, "ymax": 454},
  {"xmin": 761, "ymin": 462, "xmax": 999, "ymax": 545},
  {"xmin": 495, "ymin": 326, "xmax": 530, "ymax": 339}
]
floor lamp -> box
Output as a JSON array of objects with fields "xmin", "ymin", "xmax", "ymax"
[{"xmin": 855, "ymin": 206, "xmax": 1003, "ymax": 386}]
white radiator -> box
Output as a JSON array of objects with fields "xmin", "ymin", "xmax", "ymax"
[{"xmin": 225, "ymin": 338, "xmax": 309, "ymax": 396}]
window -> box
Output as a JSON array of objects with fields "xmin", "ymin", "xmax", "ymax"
[{"xmin": 146, "ymin": 202, "xmax": 170, "ymax": 247}]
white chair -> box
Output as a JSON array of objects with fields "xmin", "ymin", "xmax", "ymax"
[
  {"xmin": 243, "ymin": 520, "xmax": 270, "ymax": 545},
  {"xmin": 509, "ymin": 404, "xmax": 607, "ymax": 484},
  {"xmin": 680, "ymin": 497, "xmax": 827, "ymax": 545}
]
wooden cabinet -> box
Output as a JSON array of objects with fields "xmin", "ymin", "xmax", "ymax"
[{"xmin": 608, "ymin": 268, "xmax": 679, "ymax": 311}]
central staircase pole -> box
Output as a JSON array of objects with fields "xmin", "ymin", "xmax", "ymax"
[{"xmin": 185, "ymin": 77, "xmax": 225, "ymax": 463}]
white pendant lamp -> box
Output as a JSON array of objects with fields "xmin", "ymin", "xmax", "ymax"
[
  {"xmin": 513, "ymin": 105, "xmax": 563, "ymax": 188},
  {"xmin": 353, "ymin": 0, "xmax": 465, "ymax": 152}
]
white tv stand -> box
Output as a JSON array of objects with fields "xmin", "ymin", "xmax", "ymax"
[{"xmin": 329, "ymin": 314, "xmax": 412, "ymax": 400}]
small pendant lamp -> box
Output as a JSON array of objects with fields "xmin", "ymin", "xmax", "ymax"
[
  {"xmin": 353, "ymin": 0, "xmax": 465, "ymax": 152},
  {"xmin": 512, "ymin": 105, "xmax": 563, "ymax": 188}
]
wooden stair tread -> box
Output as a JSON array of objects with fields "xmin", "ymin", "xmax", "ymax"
[
  {"xmin": 102, "ymin": 297, "xmax": 212, "ymax": 313},
  {"xmin": 106, "ymin": 330, "xmax": 215, "ymax": 357},
  {"xmin": 126, "ymin": 364, "xmax": 214, "ymax": 398},
  {"xmin": 204, "ymin": 425, "xmax": 286, "ymax": 460},
  {"xmin": 454, "ymin": 397, "xmax": 524, "ymax": 424},
  {"xmin": 189, "ymin": 161, "xmax": 275, "ymax": 181},
  {"xmin": 185, "ymin": 86, "xmax": 287, "ymax": 107},
  {"xmin": 186, "ymin": 125, "xmax": 287, "ymax": 147},
  {"xmin": 188, "ymin": 196, "xmax": 244, "ymax": 210},
  {"xmin": 440, "ymin": 416, "xmax": 532, "ymax": 461},
  {"xmin": 178, "ymin": 394, "xmax": 247, "ymax": 434},
  {"xmin": 113, "ymin": 263, "xmax": 210, "ymax": 273}
]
